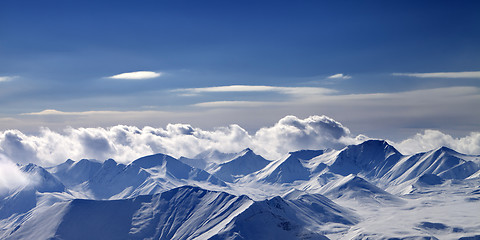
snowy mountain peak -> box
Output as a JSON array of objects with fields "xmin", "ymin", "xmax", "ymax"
[
  {"xmin": 355, "ymin": 139, "xmax": 399, "ymax": 153},
  {"xmin": 130, "ymin": 153, "xmax": 176, "ymax": 169},
  {"xmin": 64, "ymin": 159, "xmax": 74, "ymax": 165},
  {"xmin": 103, "ymin": 158, "xmax": 117, "ymax": 166},
  {"xmin": 288, "ymin": 149, "xmax": 324, "ymax": 160},
  {"xmin": 211, "ymin": 148, "xmax": 270, "ymax": 182},
  {"xmin": 20, "ymin": 164, "xmax": 65, "ymax": 193},
  {"xmin": 241, "ymin": 147, "xmax": 253, "ymax": 154},
  {"xmin": 431, "ymin": 146, "xmax": 479, "ymax": 161},
  {"xmin": 230, "ymin": 147, "xmax": 257, "ymax": 160},
  {"xmin": 253, "ymin": 153, "xmax": 311, "ymax": 183},
  {"xmin": 328, "ymin": 139, "xmax": 402, "ymax": 177},
  {"xmin": 2, "ymin": 142, "xmax": 480, "ymax": 239},
  {"xmin": 193, "ymin": 149, "xmax": 238, "ymax": 163},
  {"xmin": 436, "ymin": 146, "xmax": 456, "ymax": 153}
]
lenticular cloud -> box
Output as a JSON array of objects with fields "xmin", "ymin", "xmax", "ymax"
[{"xmin": 0, "ymin": 115, "xmax": 479, "ymax": 166}]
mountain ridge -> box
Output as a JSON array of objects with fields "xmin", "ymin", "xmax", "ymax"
[{"xmin": 1, "ymin": 141, "xmax": 479, "ymax": 239}]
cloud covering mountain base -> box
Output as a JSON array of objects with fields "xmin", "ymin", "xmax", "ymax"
[{"xmin": 0, "ymin": 115, "xmax": 479, "ymax": 167}]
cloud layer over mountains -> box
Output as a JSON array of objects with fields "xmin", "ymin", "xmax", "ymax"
[{"xmin": 0, "ymin": 115, "xmax": 479, "ymax": 167}]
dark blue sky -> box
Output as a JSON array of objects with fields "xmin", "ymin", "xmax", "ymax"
[{"xmin": 0, "ymin": 1, "xmax": 479, "ymax": 138}]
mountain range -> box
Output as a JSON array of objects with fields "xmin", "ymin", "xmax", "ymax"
[{"xmin": 1, "ymin": 140, "xmax": 479, "ymax": 239}]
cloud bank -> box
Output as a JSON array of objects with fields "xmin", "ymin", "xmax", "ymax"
[
  {"xmin": 108, "ymin": 71, "xmax": 162, "ymax": 80},
  {"xmin": 0, "ymin": 115, "xmax": 361, "ymax": 166},
  {"xmin": 1, "ymin": 115, "xmax": 478, "ymax": 168},
  {"xmin": 393, "ymin": 130, "xmax": 480, "ymax": 155},
  {"xmin": 5, "ymin": 86, "xmax": 479, "ymax": 140}
]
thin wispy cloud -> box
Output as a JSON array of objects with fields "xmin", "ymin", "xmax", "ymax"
[
  {"xmin": 10, "ymin": 86, "xmax": 479, "ymax": 145},
  {"xmin": 392, "ymin": 71, "xmax": 480, "ymax": 78},
  {"xmin": 327, "ymin": 73, "xmax": 351, "ymax": 79},
  {"xmin": 107, "ymin": 71, "xmax": 163, "ymax": 80},
  {"xmin": 0, "ymin": 76, "xmax": 17, "ymax": 82},
  {"xmin": 21, "ymin": 109, "xmax": 162, "ymax": 116},
  {"xmin": 174, "ymin": 85, "xmax": 336, "ymax": 96},
  {"xmin": 193, "ymin": 101, "xmax": 272, "ymax": 108}
]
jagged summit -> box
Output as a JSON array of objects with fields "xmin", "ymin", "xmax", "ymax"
[
  {"xmin": 21, "ymin": 163, "xmax": 66, "ymax": 193},
  {"xmin": 1, "ymin": 141, "xmax": 479, "ymax": 239},
  {"xmin": 288, "ymin": 149, "xmax": 324, "ymax": 160},
  {"xmin": 130, "ymin": 153, "xmax": 176, "ymax": 169},
  {"xmin": 328, "ymin": 139, "xmax": 402, "ymax": 177},
  {"xmin": 253, "ymin": 153, "xmax": 311, "ymax": 183},
  {"xmin": 345, "ymin": 139, "xmax": 400, "ymax": 155},
  {"xmin": 211, "ymin": 148, "xmax": 270, "ymax": 182},
  {"xmin": 3, "ymin": 185, "xmax": 345, "ymax": 240},
  {"xmin": 193, "ymin": 148, "xmax": 238, "ymax": 163}
]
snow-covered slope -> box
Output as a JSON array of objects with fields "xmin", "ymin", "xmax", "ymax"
[
  {"xmin": 20, "ymin": 164, "xmax": 66, "ymax": 193},
  {"xmin": 210, "ymin": 148, "xmax": 271, "ymax": 182},
  {"xmin": 48, "ymin": 153, "xmax": 226, "ymax": 199},
  {"xmin": 179, "ymin": 149, "xmax": 239, "ymax": 172},
  {"xmin": 131, "ymin": 153, "xmax": 225, "ymax": 186},
  {"xmin": 210, "ymin": 196, "xmax": 330, "ymax": 240},
  {"xmin": 47, "ymin": 159, "xmax": 102, "ymax": 187},
  {"xmin": 245, "ymin": 153, "xmax": 311, "ymax": 183},
  {"xmin": 289, "ymin": 149, "xmax": 324, "ymax": 161},
  {"xmin": 320, "ymin": 174, "xmax": 403, "ymax": 204},
  {"xmin": 284, "ymin": 191, "xmax": 359, "ymax": 226},
  {"xmin": 383, "ymin": 146, "xmax": 479, "ymax": 184},
  {"xmin": 3, "ymin": 186, "xmax": 348, "ymax": 240},
  {"xmin": 1, "ymin": 142, "xmax": 479, "ymax": 239},
  {"xmin": 327, "ymin": 140, "xmax": 402, "ymax": 178},
  {"xmin": 0, "ymin": 164, "xmax": 69, "ymax": 219}
]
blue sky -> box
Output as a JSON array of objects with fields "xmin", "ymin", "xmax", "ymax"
[{"xmin": 0, "ymin": 1, "xmax": 479, "ymax": 140}]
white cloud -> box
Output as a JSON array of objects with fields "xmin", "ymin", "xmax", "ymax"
[
  {"xmin": 21, "ymin": 109, "xmax": 165, "ymax": 116},
  {"xmin": 393, "ymin": 130, "xmax": 480, "ymax": 155},
  {"xmin": 181, "ymin": 85, "xmax": 278, "ymax": 93},
  {"xmin": 22, "ymin": 109, "xmax": 82, "ymax": 116},
  {"xmin": 0, "ymin": 76, "xmax": 17, "ymax": 82},
  {"xmin": 174, "ymin": 85, "xmax": 336, "ymax": 96},
  {"xmin": 1, "ymin": 115, "xmax": 480, "ymax": 168},
  {"xmin": 0, "ymin": 154, "xmax": 30, "ymax": 195},
  {"xmin": 193, "ymin": 101, "xmax": 272, "ymax": 108},
  {"xmin": 327, "ymin": 73, "xmax": 351, "ymax": 79},
  {"xmin": 107, "ymin": 71, "xmax": 162, "ymax": 80},
  {"xmin": 11, "ymin": 86, "xmax": 480, "ymax": 141},
  {"xmin": 253, "ymin": 115, "xmax": 358, "ymax": 156},
  {"xmin": 0, "ymin": 115, "xmax": 363, "ymax": 166},
  {"xmin": 392, "ymin": 71, "xmax": 480, "ymax": 78}
]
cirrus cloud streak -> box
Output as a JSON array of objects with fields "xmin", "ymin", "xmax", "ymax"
[
  {"xmin": 392, "ymin": 71, "xmax": 480, "ymax": 78},
  {"xmin": 327, "ymin": 73, "xmax": 351, "ymax": 79},
  {"xmin": 173, "ymin": 85, "xmax": 336, "ymax": 96}
]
